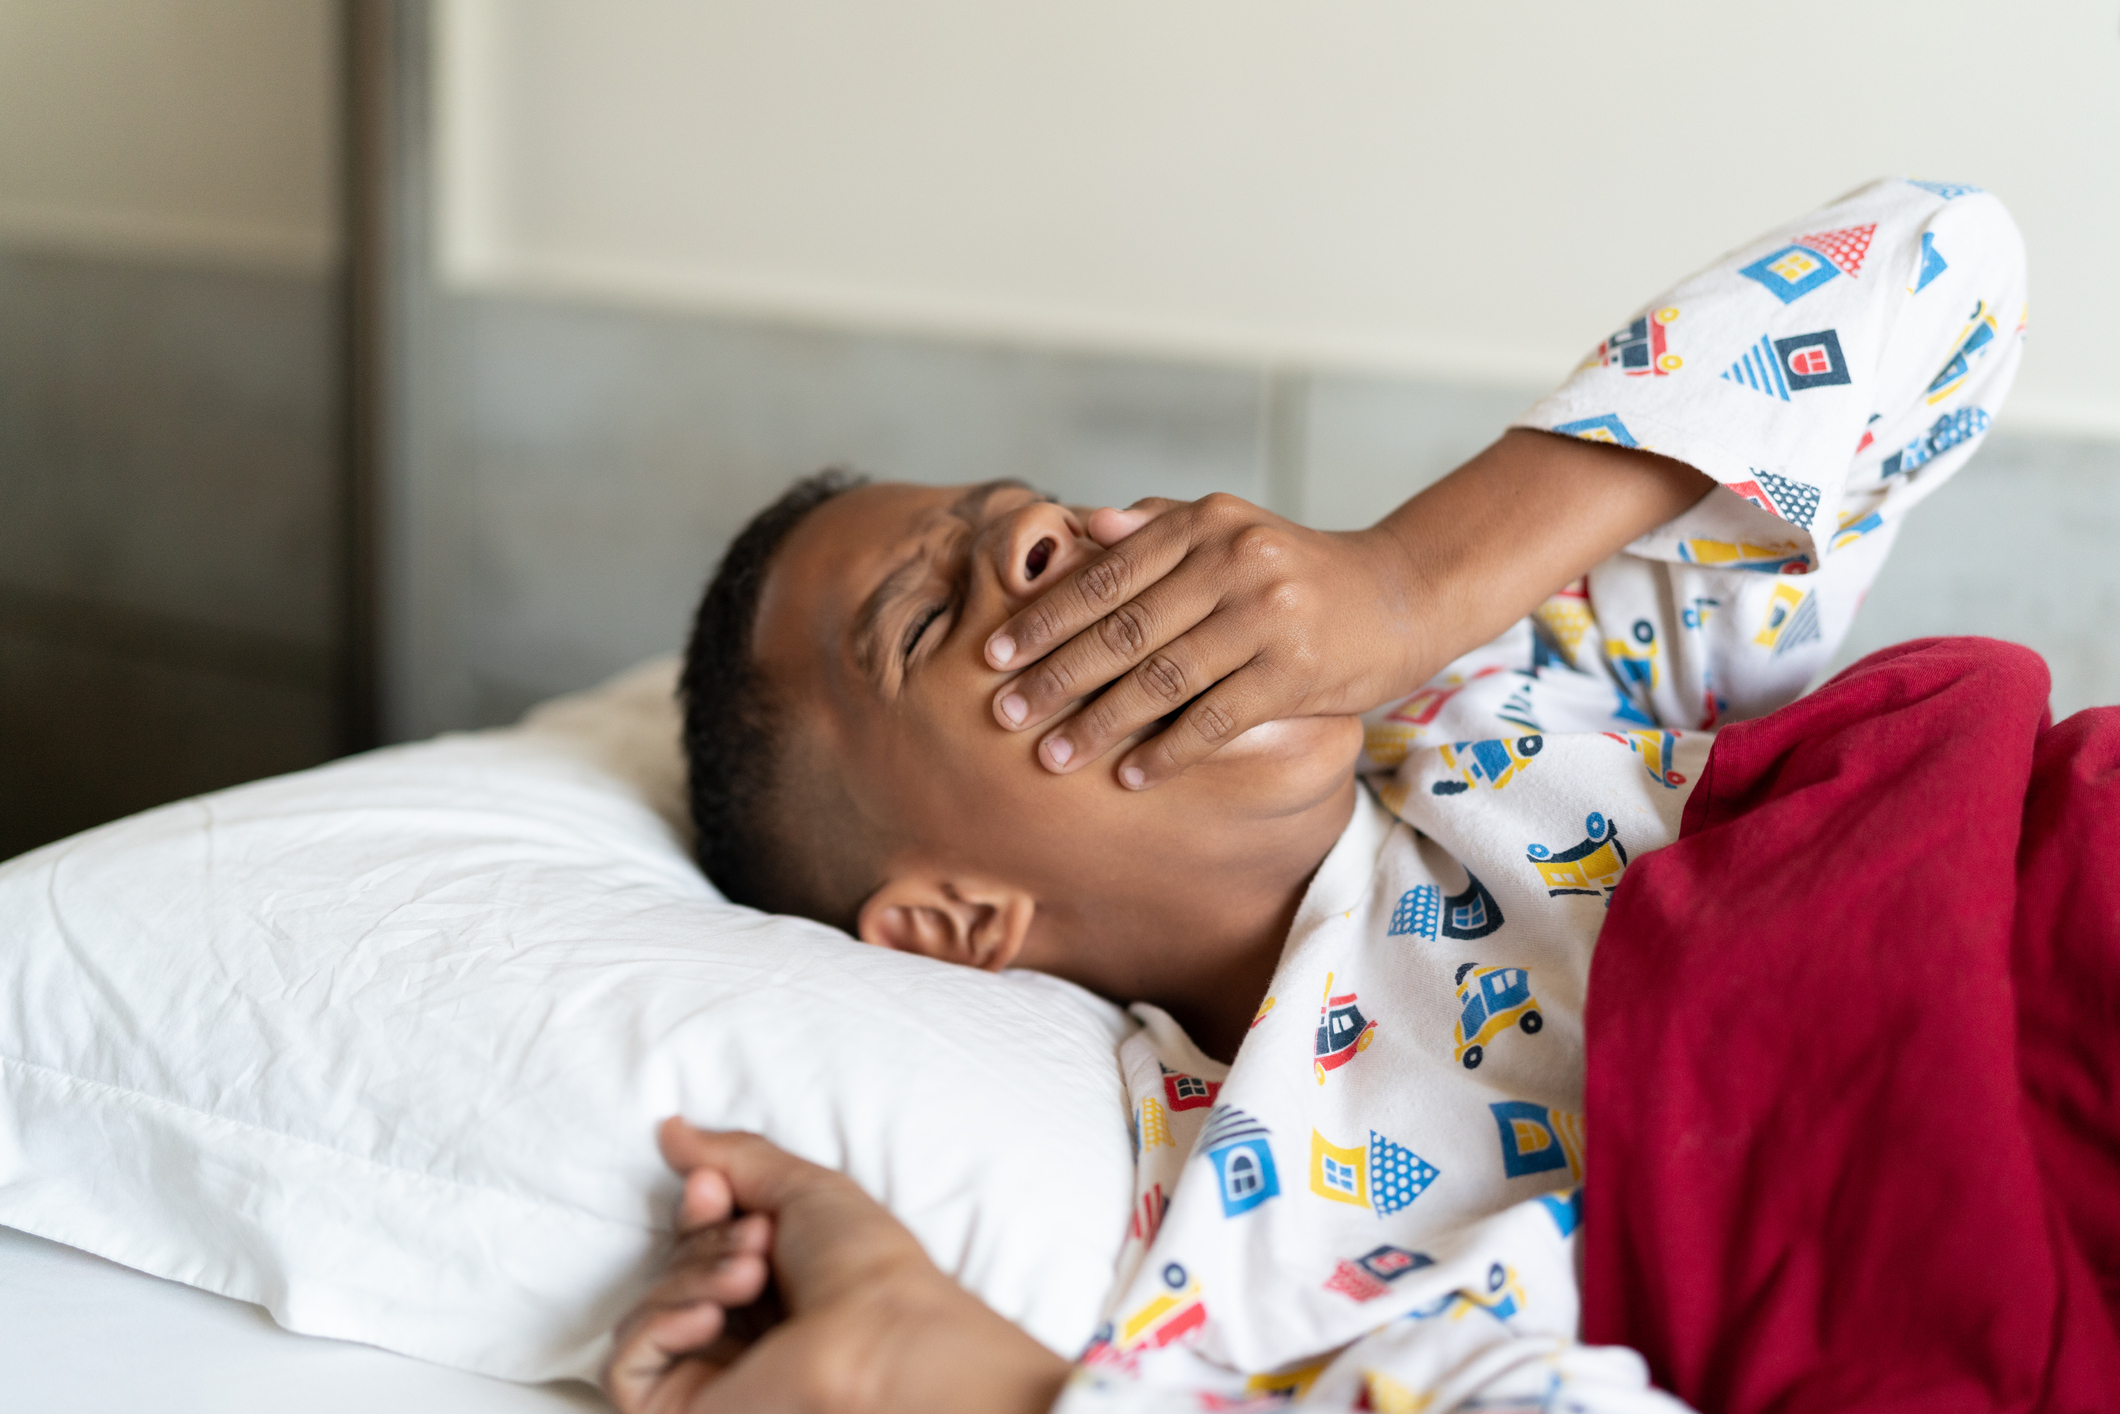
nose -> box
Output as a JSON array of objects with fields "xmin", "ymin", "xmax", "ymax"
[{"xmin": 986, "ymin": 499, "xmax": 1096, "ymax": 603}]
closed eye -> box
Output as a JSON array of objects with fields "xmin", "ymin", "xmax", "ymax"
[{"xmin": 903, "ymin": 603, "xmax": 948, "ymax": 662}]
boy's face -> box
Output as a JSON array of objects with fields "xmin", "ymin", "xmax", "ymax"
[{"xmin": 752, "ymin": 480, "xmax": 1364, "ymax": 967}]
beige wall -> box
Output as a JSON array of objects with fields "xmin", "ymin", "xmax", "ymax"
[
  {"xmin": 0, "ymin": 0, "xmax": 339, "ymax": 271},
  {"xmin": 436, "ymin": 0, "xmax": 2120, "ymax": 436}
]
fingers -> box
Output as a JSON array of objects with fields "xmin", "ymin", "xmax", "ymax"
[
  {"xmin": 603, "ymin": 1162, "xmax": 784, "ymax": 1414},
  {"xmin": 1029, "ymin": 609, "xmax": 1268, "ymax": 781},
  {"xmin": 656, "ymin": 1249, "xmax": 771, "ymax": 1314},
  {"xmin": 1085, "ymin": 497, "xmax": 1178, "ymax": 548},
  {"xmin": 983, "ymin": 499, "xmax": 1196, "ymax": 673},
  {"xmin": 675, "ymin": 1210, "xmax": 773, "ymax": 1276},
  {"xmin": 995, "ymin": 564, "xmax": 1217, "ymax": 744},
  {"xmin": 604, "ymin": 1222, "xmax": 773, "ymax": 1414},
  {"xmin": 653, "ymin": 1216, "xmax": 777, "ymax": 1317},
  {"xmin": 1112, "ymin": 663, "xmax": 1285, "ymax": 789},
  {"xmin": 677, "ymin": 1164, "xmax": 734, "ymax": 1231},
  {"xmin": 651, "ymin": 1118, "xmax": 940, "ymax": 1330},
  {"xmin": 658, "ymin": 1118, "xmax": 838, "ymax": 1221},
  {"xmin": 605, "ymin": 1298, "xmax": 732, "ymax": 1414}
]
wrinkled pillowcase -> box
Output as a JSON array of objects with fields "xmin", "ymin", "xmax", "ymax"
[{"xmin": 0, "ymin": 658, "xmax": 1139, "ymax": 1382}]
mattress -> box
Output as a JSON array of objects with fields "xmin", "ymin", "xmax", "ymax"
[{"xmin": 0, "ymin": 1225, "xmax": 607, "ymax": 1412}]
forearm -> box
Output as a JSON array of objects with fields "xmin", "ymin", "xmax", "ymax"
[
  {"xmin": 968, "ymin": 423, "xmax": 1713, "ymax": 787},
  {"xmin": 1363, "ymin": 428, "xmax": 1713, "ymax": 693}
]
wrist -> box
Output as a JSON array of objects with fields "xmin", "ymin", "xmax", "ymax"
[
  {"xmin": 1360, "ymin": 428, "xmax": 1711, "ymax": 696},
  {"xmin": 1342, "ymin": 520, "xmax": 1448, "ymax": 704},
  {"xmin": 864, "ymin": 1270, "xmax": 1069, "ymax": 1414}
]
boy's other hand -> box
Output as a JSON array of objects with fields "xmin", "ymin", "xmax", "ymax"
[
  {"xmin": 603, "ymin": 1119, "xmax": 1067, "ymax": 1414},
  {"xmin": 983, "ymin": 494, "xmax": 1424, "ymax": 789}
]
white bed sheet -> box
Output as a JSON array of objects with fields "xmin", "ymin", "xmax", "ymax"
[{"xmin": 0, "ymin": 1225, "xmax": 607, "ymax": 1412}]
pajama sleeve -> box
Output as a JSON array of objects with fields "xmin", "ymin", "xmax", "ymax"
[{"xmin": 1514, "ymin": 178, "xmax": 2027, "ymax": 729}]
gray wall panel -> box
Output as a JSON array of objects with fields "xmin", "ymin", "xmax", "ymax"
[
  {"xmin": 0, "ymin": 247, "xmax": 339, "ymax": 857},
  {"xmin": 0, "ymin": 248, "xmax": 338, "ymax": 644},
  {"xmin": 1829, "ymin": 432, "xmax": 2120, "ymax": 718},
  {"xmin": 0, "ymin": 628, "xmax": 334, "ymax": 861},
  {"xmin": 387, "ymin": 289, "xmax": 2120, "ymax": 734},
  {"xmin": 396, "ymin": 292, "xmax": 1274, "ymax": 731},
  {"xmin": 1300, "ymin": 373, "xmax": 1541, "ymax": 530}
]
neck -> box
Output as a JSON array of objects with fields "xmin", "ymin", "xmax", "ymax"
[{"xmin": 1028, "ymin": 776, "xmax": 1358, "ymax": 1064}]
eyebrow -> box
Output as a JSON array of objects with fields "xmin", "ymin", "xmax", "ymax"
[{"xmin": 849, "ymin": 479, "xmax": 1029, "ymax": 686}]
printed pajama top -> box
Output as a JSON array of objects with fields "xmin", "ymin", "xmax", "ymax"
[{"xmin": 1052, "ymin": 177, "xmax": 2027, "ymax": 1414}]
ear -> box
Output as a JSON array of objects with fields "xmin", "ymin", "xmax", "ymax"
[{"xmin": 855, "ymin": 864, "xmax": 1036, "ymax": 973}]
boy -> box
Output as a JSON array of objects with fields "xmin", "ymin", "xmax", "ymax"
[{"xmin": 616, "ymin": 178, "xmax": 2026, "ymax": 1412}]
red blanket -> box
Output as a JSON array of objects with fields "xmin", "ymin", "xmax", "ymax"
[{"xmin": 1586, "ymin": 638, "xmax": 2120, "ymax": 1413}]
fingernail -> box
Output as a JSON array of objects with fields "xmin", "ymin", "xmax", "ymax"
[
  {"xmin": 1121, "ymin": 766, "xmax": 1145, "ymax": 790},
  {"xmin": 1044, "ymin": 737, "xmax": 1073, "ymax": 768},
  {"xmin": 988, "ymin": 634, "xmax": 1015, "ymax": 667},
  {"xmin": 999, "ymin": 693, "xmax": 1027, "ymax": 726}
]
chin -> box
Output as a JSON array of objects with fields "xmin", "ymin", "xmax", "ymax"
[{"xmin": 1209, "ymin": 715, "xmax": 1364, "ymax": 815}]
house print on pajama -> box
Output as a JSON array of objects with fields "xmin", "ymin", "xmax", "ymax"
[{"xmin": 1055, "ymin": 177, "xmax": 2026, "ymax": 1414}]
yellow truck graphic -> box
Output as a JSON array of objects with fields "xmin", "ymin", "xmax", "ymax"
[
  {"xmin": 1527, "ymin": 812, "xmax": 1629, "ymax": 902},
  {"xmin": 1451, "ymin": 963, "xmax": 1543, "ymax": 1070}
]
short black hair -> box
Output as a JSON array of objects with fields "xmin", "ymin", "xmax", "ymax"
[{"xmin": 680, "ymin": 468, "xmax": 868, "ymax": 923}]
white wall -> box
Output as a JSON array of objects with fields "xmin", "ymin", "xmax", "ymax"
[
  {"xmin": 0, "ymin": 0, "xmax": 339, "ymax": 271},
  {"xmin": 436, "ymin": 0, "xmax": 2120, "ymax": 437}
]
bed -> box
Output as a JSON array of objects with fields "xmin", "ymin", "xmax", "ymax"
[
  {"xmin": 0, "ymin": 1224, "xmax": 602, "ymax": 1412},
  {"xmin": 7, "ymin": 643, "xmax": 2114, "ymax": 1412}
]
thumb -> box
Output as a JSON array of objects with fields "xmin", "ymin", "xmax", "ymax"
[
  {"xmin": 658, "ymin": 1119, "xmax": 835, "ymax": 1218},
  {"xmin": 1086, "ymin": 498, "xmax": 1179, "ymax": 548}
]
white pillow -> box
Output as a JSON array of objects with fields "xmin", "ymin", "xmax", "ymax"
[{"xmin": 0, "ymin": 658, "xmax": 1138, "ymax": 1383}]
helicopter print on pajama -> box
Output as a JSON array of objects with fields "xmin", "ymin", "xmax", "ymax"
[
  {"xmin": 1527, "ymin": 812, "xmax": 1629, "ymax": 903},
  {"xmin": 1451, "ymin": 963, "xmax": 1543, "ymax": 1070},
  {"xmin": 1313, "ymin": 971, "xmax": 1377, "ymax": 1084}
]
